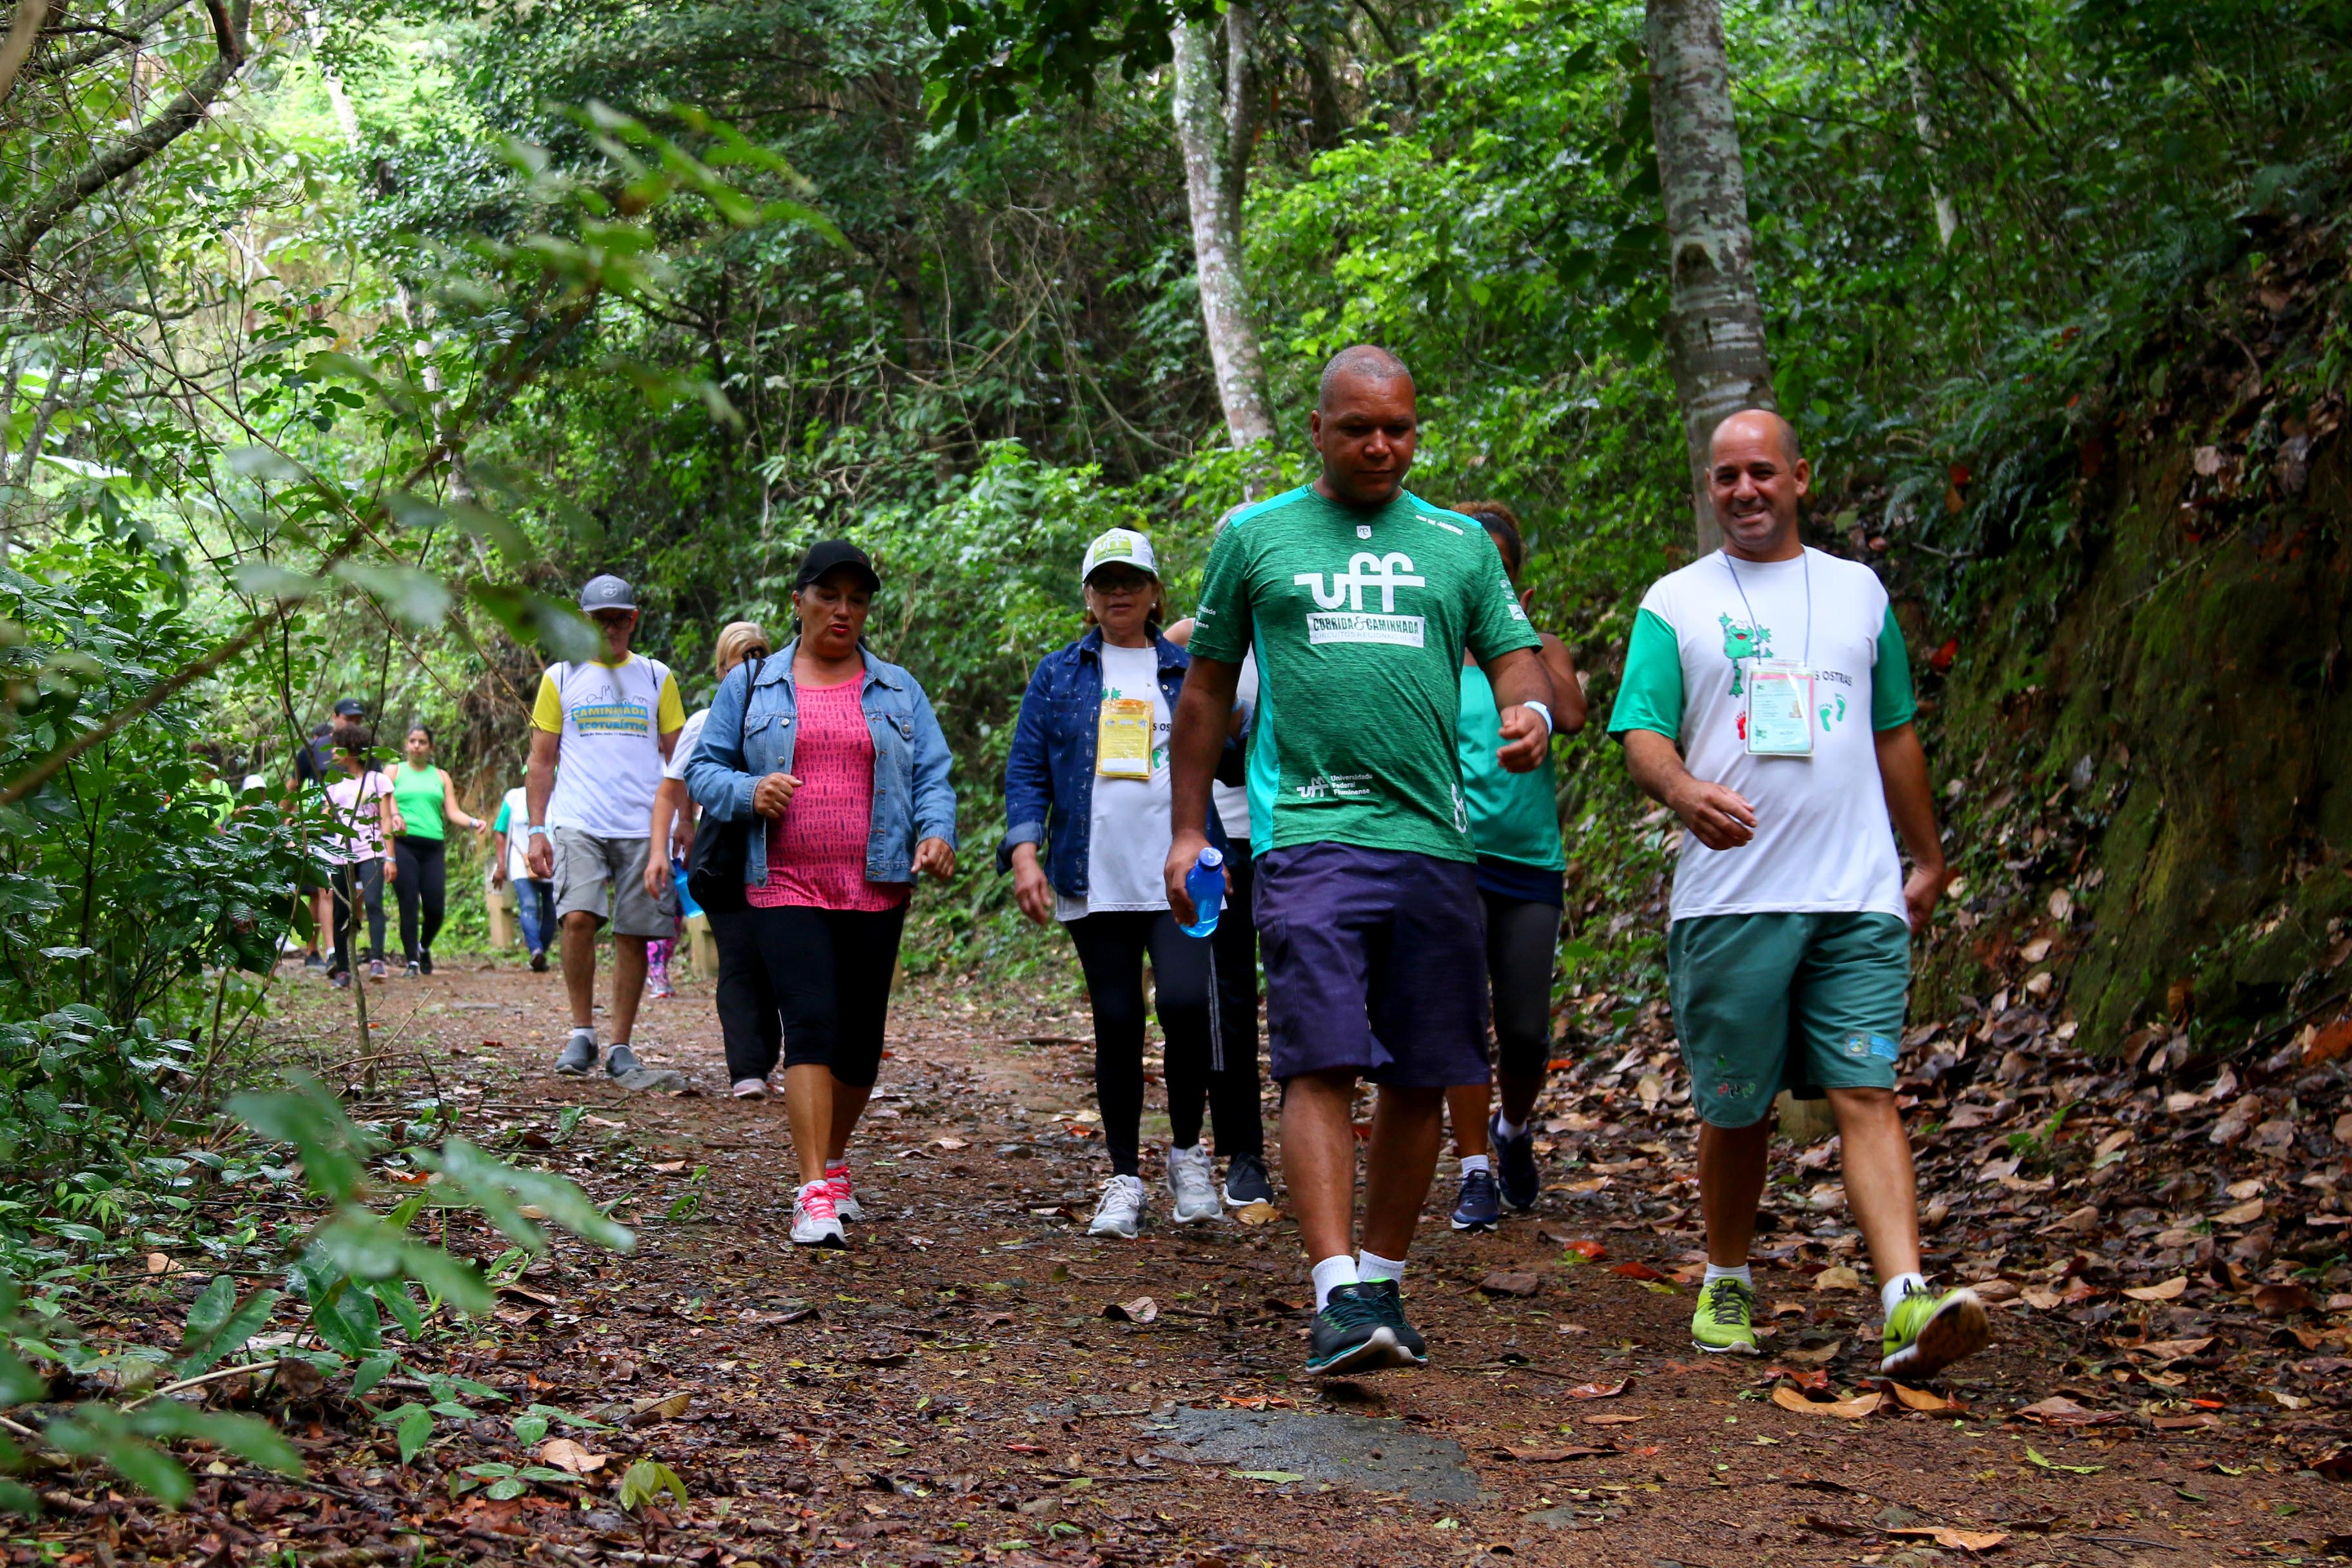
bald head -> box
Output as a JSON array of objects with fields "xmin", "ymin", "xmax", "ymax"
[
  {"xmin": 1318, "ymin": 344, "xmax": 1413, "ymax": 412},
  {"xmin": 1710, "ymin": 407, "xmax": 1800, "ymax": 468}
]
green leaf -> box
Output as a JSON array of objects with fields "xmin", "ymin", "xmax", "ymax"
[
  {"xmin": 130, "ymin": 1402, "xmax": 303, "ymax": 1478},
  {"xmin": 616, "ymin": 1458, "xmax": 688, "ymax": 1511},
  {"xmin": 1228, "ymin": 1470, "xmax": 1305, "ymax": 1484},
  {"xmin": 175, "ymin": 1285, "xmax": 280, "ymax": 1378},
  {"xmin": 352, "ymin": 1354, "xmax": 395, "ymax": 1397},
  {"xmin": 226, "ymin": 447, "xmax": 308, "ymax": 483},
  {"xmin": 228, "ymin": 562, "xmax": 323, "ymax": 601},
  {"xmin": 464, "ymin": 584, "xmax": 601, "ymax": 663},
  {"xmin": 381, "ymin": 1402, "xmax": 434, "ymax": 1463},
  {"xmin": 513, "ymin": 1412, "xmax": 549, "ymax": 1445},
  {"xmin": 329, "ymin": 562, "xmax": 452, "ymax": 629},
  {"xmin": 422, "ymin": 1139, "xmax": 634, "ymax": 1253},
  {"xmin": 2025, "ymin": 1446, "xmax": 2103, "ymax": 1474},
  {"xmin": 227, "ymin": 1075, "xmax": 373, "ymax": 1203},
  {"xmin": 486, "ymin": 1477, "xmax": 527, "ymax": 1500}
]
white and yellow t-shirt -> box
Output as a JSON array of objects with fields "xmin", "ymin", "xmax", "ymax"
[{"xmin": 531, "ymin": 654, "xmax": 685, "ymax": 839}]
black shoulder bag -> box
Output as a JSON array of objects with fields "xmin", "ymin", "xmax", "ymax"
[{"xmin": 686, "ymin": 654, "xmax": 763, "ymax": 915}]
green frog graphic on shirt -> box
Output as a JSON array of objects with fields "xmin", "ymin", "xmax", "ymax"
[{"xmin": 1718, "ymin": 613, "xmax": 1772, "ymax": 696}]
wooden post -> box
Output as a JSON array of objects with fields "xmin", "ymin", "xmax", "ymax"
[
  {"xmin": 487, "ymin": 874, "xmax": 516, "ymax": 950},
  {"xmin": 687, "ymin": 913, "xmax": 716, "ymax": 977}
]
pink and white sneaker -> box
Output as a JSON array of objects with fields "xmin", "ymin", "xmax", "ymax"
[
  {"xmin": 824, "ymin": 1163, "xmax": 863, "ymax": 1222},
  {"xmin": 730, "ymin": 1077, "xmax": 770, "ymax": 1099},
  {"xmin": 790, "ymin": 1181, "xmax": 845, "ymax": 1248}
]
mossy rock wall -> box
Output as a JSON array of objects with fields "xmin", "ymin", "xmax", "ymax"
[{"xmin": 1916, "ymin": 430, "xmax": 2352, "ymax": 1054}]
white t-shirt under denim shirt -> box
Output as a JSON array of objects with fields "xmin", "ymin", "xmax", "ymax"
[
  {"xmin": 1057, "ymin": 641, "xmax": 1175, "ymax": 922},
  {"xmin": 1608, "ymin": 548, "xmax": 1917, "ymax": 925}
]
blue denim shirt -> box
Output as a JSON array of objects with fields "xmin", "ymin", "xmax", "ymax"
[
  {"xmin": 683, "ymin": 641, "xmax": 959, "ymax": 888},
  {"xmin": 997, "ymin": 628, "xmax": 1225, "ymax": 897}
]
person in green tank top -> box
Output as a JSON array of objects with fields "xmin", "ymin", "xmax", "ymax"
[
  {"xmin": 391, "ymin": 725, "xmax": 489, "ymax": 977},
  {"xmin": 1442, "ymin": 502, "xmax": 1587, "ymax": 1231}
]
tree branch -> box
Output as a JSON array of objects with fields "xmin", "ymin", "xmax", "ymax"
[
  {"xmin": 0, "ymin": 0, "xmax": 57, "ymax": 107},
  {"xmin": 0, "ymin": 0, "xmax": 248, "ymax": 280},
  {"xmin": 30, "ymin": 0, "xmax": 193, "ymax": 78}
]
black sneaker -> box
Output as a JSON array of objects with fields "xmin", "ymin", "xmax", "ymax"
[
  {"xmin": 302, "ymin": 953, "xmax": 327, "ymax": 972},
  {"xmin": 1450, "ymin": 1168, "xmax": 1500, "ymax": 1231},
  {"xmin": 1357, "ymin": 1277, "xmax": 1427, "ymax": 1363},
  {"xmin": 529, "ymin": 949, "xmax": 549, "ymax": 973},
  {"xmin": 1491, "ymin": 1110, "xmax": 1540, "ymax": 1211},
  {"xmin": 418, "ymin": 948, "xmax": 434, "ymax": 975},
  {"xmin": 605, "ymin": 1044, "xmax": 643, "ymax": 1079},
  {"xmin": 1222, "ymin": 1153, "xmax": 1274, "ymax": 1208},
  {"xmin": 554, "ymin": 1032, "xmax": 598, "ymax": 1075},
  {"xmin": 404, "ymin": 961, "xmax": 421, "ymax": 978},
  {"xmin": 1306, "ymin": 1284, "xmax": 1404, "ymax": 1375}
]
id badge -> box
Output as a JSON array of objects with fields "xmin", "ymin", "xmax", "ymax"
[
  {"xmin": 1096, "ymin": 697, "xmax": 1155, "ymax": 778},
  {"xmin": 1745, "ymin": 662, "xmax": 1815, "ymax": 756}
]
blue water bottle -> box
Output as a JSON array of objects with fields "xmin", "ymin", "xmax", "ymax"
[{"xmin": 1179, "ymin": 845, "xmax": 1226, "ymax": 938}]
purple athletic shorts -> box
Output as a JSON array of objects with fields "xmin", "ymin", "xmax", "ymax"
[{"xmin": 1255, "ymin": 842, "xmax": 1491, "ymax": 1088}]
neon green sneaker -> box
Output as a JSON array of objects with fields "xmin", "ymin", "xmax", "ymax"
[
  {"xmin": 1690, "ymin": 1276, "xmax": 1759, "ymax": 1356},
  {"xmin": 1881, "ymin": 1284, "xmax": 1990, "ymax": 1377}
]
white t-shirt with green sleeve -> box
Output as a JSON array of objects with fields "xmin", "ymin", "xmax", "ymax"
[{"xmin": 1607, "ymin": 547, "xmax": 1917, "ymax": 924}]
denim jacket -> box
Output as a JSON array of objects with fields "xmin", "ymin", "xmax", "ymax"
[
  {"xmin": 997, "ymin": 628, "xmax": 1225, "ymax": 898},
  {"xmin": 684, "ymin": 641, "xmax": 959, "ymax": 888}
]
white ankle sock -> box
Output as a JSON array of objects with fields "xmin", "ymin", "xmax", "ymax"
[
  {"xmin": 1357, "ymin": 1248, "xmax": 1407, "ymax": 1286},
  {"xmin": 1494, "ymin": 1113, "xmax": 1526, "ymax": 1141},
  {"xmin": 1460, "ymin": 1153, "xmax": 1491, "ymax": 1176},
  {"xmin": 1311, "ymin": 1255, "xmax": 1359, "ymax": 1308},
  {"xmin": 1703, "ymin": 1262, "xmax": 1753, "ymax": 1291},
  {"xmin": 1881, "ymin": 1272, "xmax": 1927, "ymax": 1319}
]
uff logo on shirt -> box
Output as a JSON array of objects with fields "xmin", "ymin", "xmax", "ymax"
[{"xmin": 1294, "ymin": 551, "xmax": 1427, "ymax": 647}]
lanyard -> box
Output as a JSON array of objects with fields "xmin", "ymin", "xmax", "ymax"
[{"xmin": 1721, "ymin": 548, "xmax": 1811, "ymax": 668}]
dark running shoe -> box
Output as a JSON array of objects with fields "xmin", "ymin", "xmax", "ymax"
[
  {"xmin": 554, "ymin": 1032, "xmax": 598, "ymax": 1076},
  {"xmin": 1357, "ymin": 1277, "xmax": 1427, "ymax": 1364},
  {"xmin": 1306, "ymin": 1284, "xmax": 1406, "ymax": 1375},
  {"xmin": 1222, "ymin": 1153, "xmax": 1274, "ymax": 1208},
  {"xmin": 1491, "ymin": 1111, "xmax": 1540, "ymax": 1211},
  {"xmin": 1451, "ymin": 1167, "xmax": 1501, "ymax": 1231},
  {"xmin": 529, "ymin": 949, "xmax": 549, "ymax": 973},
  {"xmin": 302, "ymin": 952, "xmax": 328, "ymax": 972},
  {"xmin": 418, "ymin": 948, "xmax": 434, "ymax": 975}
]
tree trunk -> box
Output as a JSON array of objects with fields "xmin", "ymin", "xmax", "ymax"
[
  {"xmin": 1645, "ymin": 0, "xmax": 1773, "ymax": 556},
  {"xmin": 1170, "ymin": 7, "xmax": 1277, "ymax": 485}
]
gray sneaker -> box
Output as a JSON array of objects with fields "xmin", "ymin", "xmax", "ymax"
[
  {"xmin": 1165, "ymin": 1144, "xmax": 1222, "ymax": 1224},
  {"xmin": 554, "ymin": 1032, "xmax": 598, "ymax": 1075},
  {"xmin": 605, "ymin": 1043, "xmax": 643, "ymax": 1079}
]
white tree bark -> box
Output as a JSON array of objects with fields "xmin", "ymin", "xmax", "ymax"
[
  {"xmin": 1646, "ymin": 0, "xmax": 1774, "ymax": 555},
  {"xmin": 1906, "ymin": 43, "xmax": 1959, "ymax": 250},
  {"xmin": 1170, "ymin": 9, "xmax": 1277, "ymax": 485}
]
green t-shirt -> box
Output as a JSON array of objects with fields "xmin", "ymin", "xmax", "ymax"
[
  {"xmin": 1190, "ymin": 484, "xmax": 1542, "ymax": 861},
  {"xmin": 393, "ymin": 761, "xmax": 447, "ymax": 841}
]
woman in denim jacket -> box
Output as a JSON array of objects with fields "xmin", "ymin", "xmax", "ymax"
[
  {"xmin": 998, "ymin": 527, "xmax": 1260, "ymax": 1240},
  {"xmin": 685, "ymin": 540, "xmax": 957, "ymax": 1248}
]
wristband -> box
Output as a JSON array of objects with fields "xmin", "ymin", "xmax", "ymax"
[
  {"xmin": 1522, "ymin": 700, "xmax": 1554, "ymax": 737},
  {"xmin": 527, "ymin": 825, "xmax": 549, "ymax": 838}
]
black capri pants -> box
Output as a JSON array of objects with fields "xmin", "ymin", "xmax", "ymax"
[
  {"xmin": 709, "ymin": 905, "xmax": 783, "ymax": 1084},
  {"xmin": 1482, "ymin": 889, "xmax": 1562, "ymax": 1080},
  {"xmin": 750, "ymin": 903, "xmax": 908, "ymax": 1088}
]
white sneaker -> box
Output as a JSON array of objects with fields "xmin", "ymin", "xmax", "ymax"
[
  {"xmin": 730, "ymin": 1077, "xmax": 769, "ymax": 1099},
  {"xmin": 1165, "ymin": 1144, "xmax": 1222, "ymax": 1224},
  {"xmin": 1087, "ymin": 1175, "xmax": 1146, "ymax": 1239},
  {"xmin": 825, "ymin": 1164, "xmax": 863, "ymax": 1222},
  {"xmin": 790, "ymin": 1181, "xmax": 847, "ymax": 1248}
]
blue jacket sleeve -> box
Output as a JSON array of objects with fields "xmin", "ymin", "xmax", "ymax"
[
  {"xmin": 997, "ymin": 659, "xmax": 1055, "ymax": 874},
  {"xmin": 684, "ymin": 662, "xmax": 759, "ymax": 823},
  {"xmin": 905, "ymin": 677, "xmax": 959, "ymax": 850}
]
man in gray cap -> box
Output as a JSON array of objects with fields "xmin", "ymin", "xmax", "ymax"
[{"xmin": 524, "ymin": 574, "xmax": 685, "ymax": 1078}]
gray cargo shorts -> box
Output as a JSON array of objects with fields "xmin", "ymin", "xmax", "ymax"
[{"xmin": 550, "ymin": 827, "xmax": 677, "ymax": 938}]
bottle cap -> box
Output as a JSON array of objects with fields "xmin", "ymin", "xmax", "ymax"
[{"xmin": 1195, "ymin": 845, "xmax": 1224, "ymax": 869}]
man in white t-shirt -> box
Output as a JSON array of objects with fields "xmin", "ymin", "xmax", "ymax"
[
  {"xmin": 525, "ymin": 574, "xmax": 685, "ymax": 1079},
  {"xmin": 1610, "ymin": 409, "xmax": 1987, "ymax": 1380},
  {"xmin": 490, "ymin": 780, "xmax": 554, "ymax": 970}
]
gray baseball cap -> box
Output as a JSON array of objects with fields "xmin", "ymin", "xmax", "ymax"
[{"xmin": 578, "ymin": 574, "xmax": 636, "ymax": 612}]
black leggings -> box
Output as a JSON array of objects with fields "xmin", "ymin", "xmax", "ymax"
[
  {"xmin": 1207, "ymin": 843, "xmax": 1264, "ymax": 1158},
  {"xmin": 1067, "ymin": 909, "xmax": 1255, "ymax": 1177},
  {"xmin": 392, "ymin": 836, "xmax": 447, "ymax": 961},
  {"xmin": 710, "ymin": 905, "xmax": 783, "ymax": 1083},
  {"xmin": 329, "ymin": 858, "xmax": 386, "ymax": 974},
  {"xmin": 751, "ymin": 903, "xmax": 907, "ymax": 1089},
  {"xmin": 1484, "ymin": 890, "xmax": 1562, "ymax": 1081}
]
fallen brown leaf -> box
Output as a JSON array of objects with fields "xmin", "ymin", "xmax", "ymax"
[
  {"xmin": 2122, "ymin": 1277, "xmax": 2188, "ymax": 1302},
  {"xmin": 1812, "ymin": 1265, "xmax": 1864, "ymax": 1293},
  {"xmin": 2253, "ymin": 1282, "xmax": 2313, "ymax": 1318},
  {"xmin": 1477, "ymin": 1271, "xmax": 1541, "ymax": 1297},
  {"xmin": 538, "ymin": 1438, "xmax": 610, "ymax": 1475},
  {"xmin": 1771, "ymin": 1385, "xmax": 1882, "ymax": 1420},
  {"xmin": 1608, "ymin": 1261, "xmax": 1665, "ymax": 1282},
  {"xmin": 1583, "ymin": 1413, "xmax": 1645, "ymax": 1426},
  {"xmin": 1890, "ymin": 1383, "xmax": 1966, "ymax": 1413},
  {"xmin": 1498, "ymin": 1444, "xmax": 1616, "ymax": 1462},
  {"xmin": 2213, "ymin": 1199, "xmax": 2265, "ymax": 1226},
  {"xmin": 2014, "ymin": 1396, "xmax": 2119, "ymax": 1426},
  {"xmin": 1103, "ymin": 1297, "xmax": 1159, "ymax": 1324},
  {"xmin": 2126, "ymin": 1337, "xmax": 2215, "ymax": 1361},
  {"xmin": 1890, "ymin": 1525, "xmax": 2010, "ymax": 1553},
  {"xmin": 1565, "ymin": 1377, "xmax": 1630, "ymax": 1400},
  {"xmin": 1233, "ymin": 1200, "xmax": 1280, "ymax": 1227}
]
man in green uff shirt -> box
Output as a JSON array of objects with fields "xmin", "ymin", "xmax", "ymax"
[
  {"xmin": 1611, "ymin": 408, "xmax": 1988, "ymax": 1378},
  {"xmin": 1164, "ymin": 346, "xmax": 1556, "ymax": 1375}
]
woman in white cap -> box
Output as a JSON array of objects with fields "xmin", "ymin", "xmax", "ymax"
[{"xmin": 999, "ymin": 527, "xmax": 1239, "ymax": 1239}]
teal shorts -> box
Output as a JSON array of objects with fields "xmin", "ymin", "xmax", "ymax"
[{"xmin": 1667, "ymin": 911, "xmax": 1911, "ymax": 1129}]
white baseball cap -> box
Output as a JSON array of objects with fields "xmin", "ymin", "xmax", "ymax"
[{"xmin": 1081, "ymin": 527, "xmax": 1158, "ymax": 585}]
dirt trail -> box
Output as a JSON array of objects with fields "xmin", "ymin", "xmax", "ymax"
[{"xmin": 250, "ymin": 951, "xmax": 2345, "ymax": 1567}]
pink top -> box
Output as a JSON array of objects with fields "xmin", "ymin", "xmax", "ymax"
[
  {"xmin": 323, "ymin": 770, "xmax": 390, "ymax": 865},
  {"xmin": 748, "ymin": 677, "xmax": 910, "ymax": 912}
]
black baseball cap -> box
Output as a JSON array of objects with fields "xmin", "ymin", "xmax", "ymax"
[
  {"xmin": 795, "ymin": 540, "xmax": 881, "ymax": 593},
  {"xmin": 332, "ymin": 698, "xmax": 364, "ymax": 718}
]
